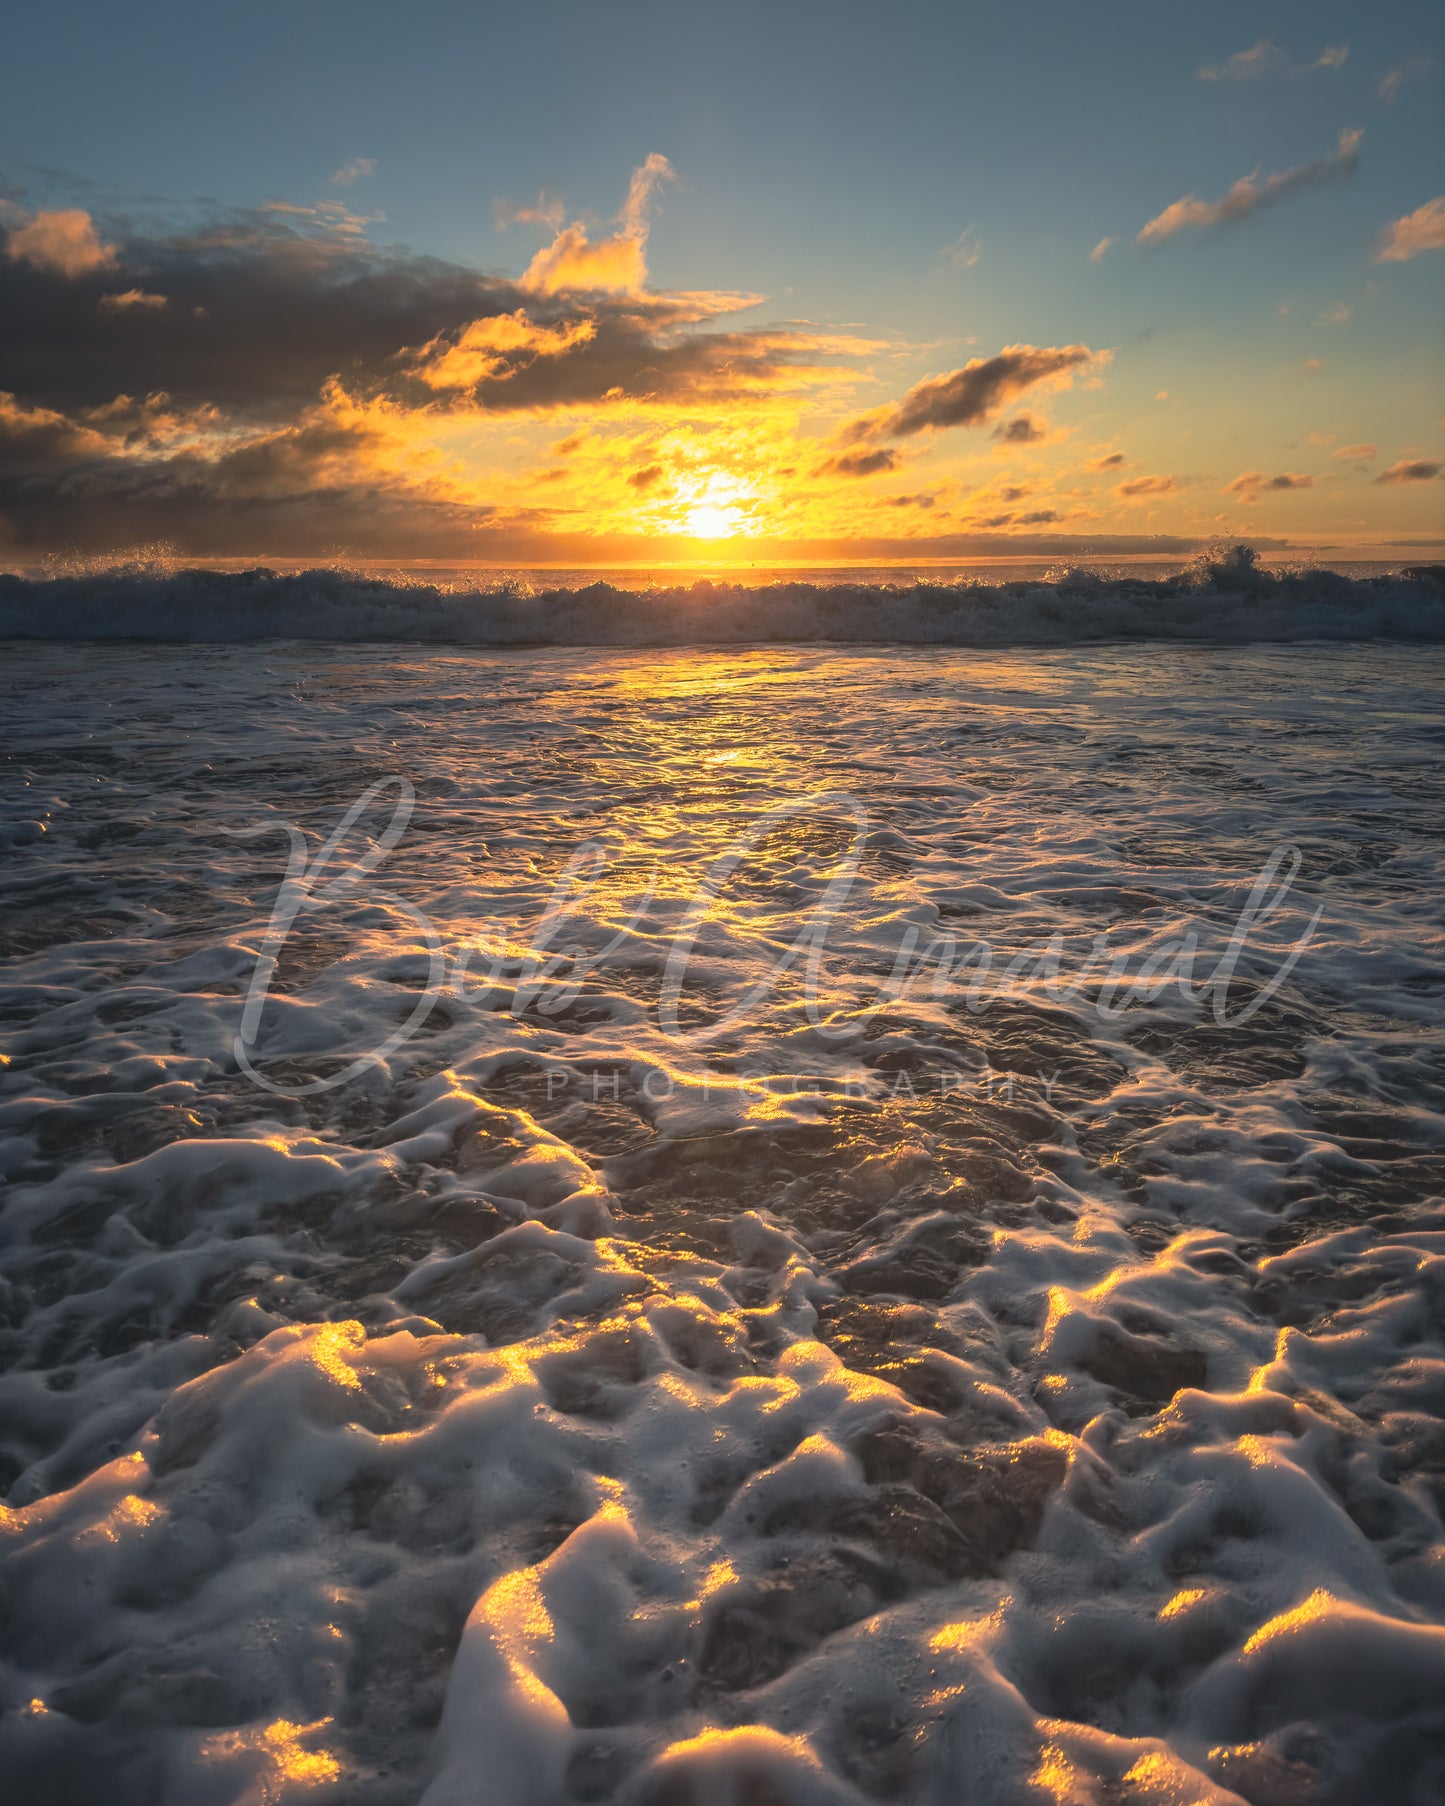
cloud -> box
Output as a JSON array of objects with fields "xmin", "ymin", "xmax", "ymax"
[
  {"xmin": 495, "ymin": 192, "xmax": 566, "ymax": 232},
  {"xmin": 1198, "ymin": 41, "xmax": 1347, "ymax": 81},
  {"xmin": 0, "ymin": 385, "xmax": 488, "ymax": 559},
  {"xmin": 522, "ymin": 154, "xmax": 677, "ymax": 295},
  {"xmin": 330, "ymin": 158, "xmax": 376, "ymax": 187},
  {"xmin": 1375, "ymin": 459, "xmax": 1441, "ymax": 484},
  {"xmin": 992, "ymin": 414, "xmax": 1046, "ymax": 444},
  {"xmin": 1301, "ymin": 358, "xmax": 1323, "ymax": 372},
  {"xmin": 1225, "ymin": 471, "xmax": 1314, "ymax": 498},
  {"xmin": 6, "ymin": 208, "xmax": 116, "ymax": 277},
  {"xmin": 1, "ymin": 208, "xmax": 523, "ymax": 422},
  {"xmin": 1379, "ymin": 57, "xmax": 1434, "ymax": 103},
  {"xmin": 1089, "ymin": 237, "xmax": 1113, "ymax": 263},
  {"xmin": 256, "ymin": 198, "xmax": 379, "ymax": 244},
  {"xmin": 843, "ymin": 344, "xmax": 1101, "ymax": 442},
  {"xmin": 410, "ymin": 310, "xmax": 598, "ymax": 390},
  {"xmin": 1085, "ymin": 451, "xmax": 1126, "ymax": 471},
  {"xmin": 940, "ymin": 227, "xmax": 980, "ymax": 269},
  {"xmin": 1377, "ymin": 196, "xmax": 1445, "ymax": 263},
  {"xmin": 1316, "ymin": 301, "xmax": 1351, "ymax": 325},
  {"xmin": 100, "ymin": 288, "xmax": 168, "ymax": 310},
  {"xmin": 0, "ymin": 184, "xmax": 873, "ymax": 436},
  {"xmin": 817, "ymin": 446, "xmax": 900, "ymax": 477},
  {"xmin": 620, "ymin": 153, "xmax": 676, "ymax": 236},
  {"xmin": 522, "ymin": 224, "xmax": 649, "ymax": 296},
  {"xmin": 1198, "ymin": 40, "xmax": 1288, "ymax": 81},
  {"xmin": 0, "ymin": 171, "xmax": 902, "ymax": 557},
  {"xmin": 627, "ymin": 463, "xmax": 665, "ymax": 490},
  {"xmin": 1333, "ymin": 443, "xmax": 1376, "ymax": 461},
  {"xmin": 1115, "ymin": 474, "xmax": 1177, "ymax": 499},
  {"xmin": 1137, "ymin": 129, "xmax": 1362, "ymax": 245},
  {"xmin": 970, "ymin": 507, "xmax": 1061, "ymax": 529},
  {"xmin": 0, "ymin": 389, "xmax": 109, "ymax": 471}
]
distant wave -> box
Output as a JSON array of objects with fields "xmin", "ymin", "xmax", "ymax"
[{"xmin": 3, "ymin": 549, "xmax": 1444, "ymax": 645}]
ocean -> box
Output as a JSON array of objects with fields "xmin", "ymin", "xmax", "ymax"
[{"xmin": 2, "ymin": 570, "xmax": 1444, "ymax": 1801}]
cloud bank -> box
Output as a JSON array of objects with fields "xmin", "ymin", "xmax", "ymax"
[{"xmin": 0, "ymin": 163, "xmax": 882, "ymax": 556}]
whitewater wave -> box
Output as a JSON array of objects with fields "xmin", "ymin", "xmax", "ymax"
[{"xmin": 3, "ymin": 551, "xmax": 1444, "ymax": 645}]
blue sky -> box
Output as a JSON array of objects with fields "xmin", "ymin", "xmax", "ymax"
[{"xmin": 0, "ymin": 0, "xmax": 1441, "ymax": 558}]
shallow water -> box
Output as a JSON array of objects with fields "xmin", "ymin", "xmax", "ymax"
[{"xmin": 1, "ymin": 641, "xmax": 1443, "ymax": 1804}]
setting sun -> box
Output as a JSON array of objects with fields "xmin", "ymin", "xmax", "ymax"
[
  {"xmin": 674, "ymin": 472, "xmax": 757, "ymax": 539},
  {"xmin": 683, "ymin": 501, "xmax": 740, "ymax": 538}
]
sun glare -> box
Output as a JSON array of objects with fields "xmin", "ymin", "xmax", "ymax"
[
  {"xmin": 684, "ymin": 501, "xmax": 742, "ymax": 538},
  {"xmin": 674, "ymin": 471, "xmax": 756, "ymax": 539}
]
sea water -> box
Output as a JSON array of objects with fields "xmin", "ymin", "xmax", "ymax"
[{"xmin": 1, "ymin": 623, "xmax": 1442, "ymax": 1802}]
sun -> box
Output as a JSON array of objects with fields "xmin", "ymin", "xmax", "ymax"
[
  {"xmin": 685, "ymin": 500, "xmax": 744, "ymax": 538},
  {"xmin": 674, "ymin": 471, "xmax": 756, "ymax": 539}
]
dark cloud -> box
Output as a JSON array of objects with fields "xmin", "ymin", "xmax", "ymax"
[
  {"xmin": 1116, "ymin": 474, "xmax": 1178, "ymax": 498},
  {"xmin": 816, "ymin": 446, "xmax": 899, "ymax": 477},
  {"xmin": 0, "ymin": 205, "xmax": 859, "ymax": 426},
  {"xmin": 0, "ymin": 214, "xmax": 513, "ymax": 423},
  {"xmin": 1375, "ymin": 459, "xmax": 1441, "ymax": 485},
  {"xmin": 0, "ymin": 390, "xmax": 485, "ymax": 557},
  {"xmin": 992, "ymin": 414, "xmax": 1045, "ymax": 443},
  {"xmin": 972, "ymin": 508, "xmax": 1060, "ymax": 529},
  {"xmin": 1225, "ymin": 471, "xmax": 1313, "ymax": 497},
  {"xmin": 843, "ymin": 345, "xmax": 1098, "ymax": 442}
]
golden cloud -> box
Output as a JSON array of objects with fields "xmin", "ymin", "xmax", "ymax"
[
  {"xmin": 411, "ymin": 311, "xmax": 598, "ymax": 390},
  {"xmin": 521, "ymin": 153, "xmax": 677, "ymax": 296},
  {"xmin": 6, "ymin": 208, "xmax": 117, "ymax": 278}
]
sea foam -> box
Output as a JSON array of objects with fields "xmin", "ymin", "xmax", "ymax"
[{"xmin": 2, "ymin": 635, "xmax": 1443, "ymax": 1803}]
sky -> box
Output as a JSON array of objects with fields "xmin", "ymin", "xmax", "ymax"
[{"xmin": 0, "ymin": 0, "xmax": 1441, "ymax": 565}]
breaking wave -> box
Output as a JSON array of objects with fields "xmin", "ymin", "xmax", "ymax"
[{"xmin": 3, "ymin": 548, "xmax": 1444, "ymax": 645}]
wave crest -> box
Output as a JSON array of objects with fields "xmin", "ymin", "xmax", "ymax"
[{"xmin": 3, "ymin": 547, "xmax": 1443, "ymax": 645}]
